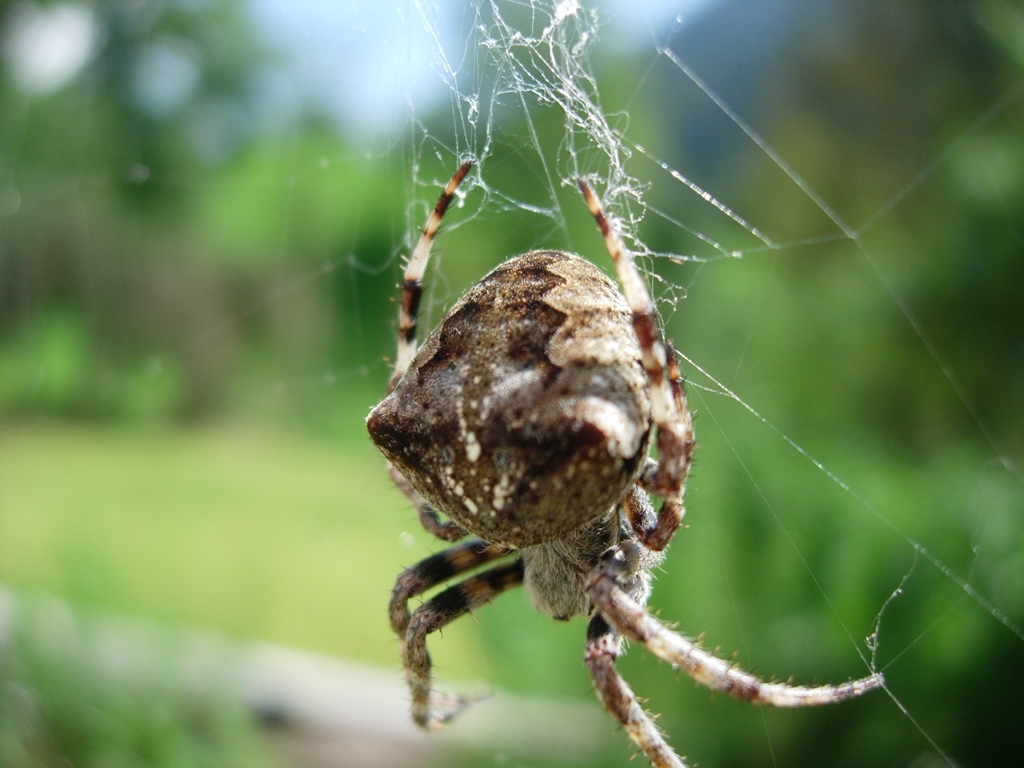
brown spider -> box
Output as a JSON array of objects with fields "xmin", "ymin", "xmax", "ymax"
[{"xmin": 366, "ymin": 162, "xmax": 883, "ymax": 768}]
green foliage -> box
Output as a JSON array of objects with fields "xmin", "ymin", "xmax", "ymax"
[
  {"xmin": 0, "ymin": 424, "xmax": 417, "ymax": 661},
  {"xmin": 0, "ymin": 1, "xmax": 1022, "ymax": 767},
  {"xmin": 0, "ymin": 309, "xmax": 189, "ymax": 420},
  {"xmin": 0, "ymin": 603, "xmax": 281, "ymax": 768}
]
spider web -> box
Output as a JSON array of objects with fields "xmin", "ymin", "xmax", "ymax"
[{"xmin": 378, "ymin": 1, "xmax": 1024, "ymax": 765}]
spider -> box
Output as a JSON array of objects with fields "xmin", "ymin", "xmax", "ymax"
[{"xmin": 366, "ymin": 161, "xmax": 883, "ymax": 768}]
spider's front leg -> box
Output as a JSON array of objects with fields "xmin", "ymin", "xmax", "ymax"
[{"xmin": 391, "ymin": 541, "xmax": 521, "ymax": 729}]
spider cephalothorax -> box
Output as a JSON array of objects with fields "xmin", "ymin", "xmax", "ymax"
[{"xmin": 366, "ymin": 162, "xmax": 883, "ymax": 768}]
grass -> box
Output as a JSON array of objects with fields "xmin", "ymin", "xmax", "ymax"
[{"xmin": 0, "ymin": 421, "xmax": 488, "ymax": 671}]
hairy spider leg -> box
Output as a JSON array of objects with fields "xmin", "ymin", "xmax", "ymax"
[
  {"xmin": 577, "ymin": 181, "xmax": 695, "ymax": 552},
  {"xmin": 401, "ymin": 558, "xmax": 525, "ymax": 729},
  {"xmin": 664, "ymin": 340, "xmax": 688, "ymax": 416},
  {"xmin": 586, "ymin": 612, "xmax": 686, "ymax": 768},
  {"xmin": 390, "ymin": 538, "xmax": 513, "ymax": 637},
  {"xmin": 391, "ymin": 160, "xmax": 474, "ymax": 393},
  {"xmin": 588, "ymin": 542, "xmax": 884, "ymax": 704},
  {"xmin": 387, "ymin": 463, "xmax": 466, "ymax": 542},
  {"xmin": 383, "ymin": 161, "xmax": 474, "ymax": 542}
]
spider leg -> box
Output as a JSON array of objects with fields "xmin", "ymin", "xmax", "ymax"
[
  {"xmin": 588, "ymin": 543, "xmax": 884, "ymax": 707},
  {"xmin": 578, "ymin": 183, "xmax": 694, "ymax": 552},
  {"xmin": 390, "ymin": 538, "xmax": 513, "ymax": 637},
  {"xmin": 664, "ymin": 339, "xmax": 687, "ymax": 414},
  {"xmin": 387, "ymin": 462, "xmax": 466, "ymax": 542},
  {"xmin": 391, "ymin": 160, "xmax": 473, "ymax": 393},
  {"xmin": 394, "ymin": 545, "xmax": 522, "ymax": 729},
  {"xmin": 382, "ymin": 162, "xmax": 474, "ymax": 541},
  {"xmin": 585, "ymin": 613, "xmax": 688, "ymax": 768}
]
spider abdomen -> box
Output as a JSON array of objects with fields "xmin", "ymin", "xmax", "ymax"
[{"xmin": 367, "ymin": 250, "xmax": 652, "ymax": 548}]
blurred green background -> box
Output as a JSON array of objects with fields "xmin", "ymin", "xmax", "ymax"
[{"xmin": 1, "ymin": 0, "xmax": 1023, "ymax": 767}]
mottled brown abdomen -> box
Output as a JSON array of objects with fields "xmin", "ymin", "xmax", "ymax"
[{"xmin": 367, "ymin": 250, "xmax": 652, "ymax": 548}]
